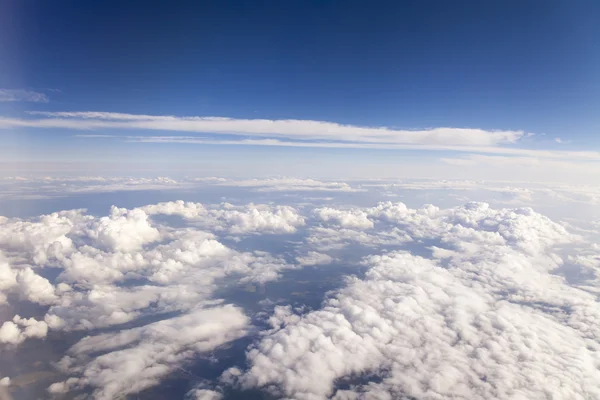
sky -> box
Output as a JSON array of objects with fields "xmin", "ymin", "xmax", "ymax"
[{"xmin": 1, "ymin": 1, "xmax": 600, "ymax": 180}]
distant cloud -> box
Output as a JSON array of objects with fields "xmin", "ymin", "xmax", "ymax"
[
  {"xmin": 2, "ymin": 110, "xmax": 525, "ymax": 146},
  {"xmin": 555, "ymin": 137, "xmax": 572, "ymax": 144},
  {"xmin": 96, "ymin": 135, "xmax": 600, "ymax": 161},
  {"xmin": 0, "ymin": 89, "xmax": 49, "ymax": 103}
]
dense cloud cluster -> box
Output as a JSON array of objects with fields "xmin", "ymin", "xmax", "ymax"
[
  {"xmin": 0, "ymin": 201, "xmax": 302, "ymax": 398},
  {"xmin": 229, "ymin": 202, "xmax": 600, "ymax": 399},
  {"xmin": 0, "ymin": 196, "xmax": 599, "ymax": 399}
]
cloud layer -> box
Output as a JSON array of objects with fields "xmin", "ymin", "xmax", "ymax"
[
  {"xmin": 1, "ymin": 195, "xmax": 599, "ymax": 399},
  {"xmin": 227, "ymin": 202, "xmax": 600, "ymax": 399},
  {"xmin": 0, "ymin": 201, "xmax": 303, "ymax": 398}
]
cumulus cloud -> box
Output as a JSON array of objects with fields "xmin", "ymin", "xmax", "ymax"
[
  {"xmin": 0, "ymin": 210, "xmax": 79, "ymax": 265},
  {"xmin": 0, "ymin": 253, "xmax": 17, "ymax": 304},
  {"xmin": 1, "ymin": 195, "xmax": 600, "ymax": 399},
  {"xmin": 0, "ymin": 200, "xmax": 302, "ymax": 397},
  {"xmin": 230, "ymin": 201, "xmax": 600, "ymax": 400},
  {"xmin": 85, "ymin": 206, "xmax": 161, "ymax": 252},
  {"xmin": 50, "ymin": 305, "xmax": 248, "ymax": 400},
  {"xmin": 0, "ymin": 315, "xmax": 48, "ymax": 345},
  {"xmin": 16, "ymin": 267, "xmax": 57, "ymax": 305},
  {"xmin": 315, "ymin": 207, "xmax": 374, "ymax": 229},
  {"xmin": 141, "ymin": 201, "xmax": 305, "ymax": 234}
]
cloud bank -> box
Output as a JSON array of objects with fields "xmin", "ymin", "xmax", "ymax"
[
  {"xmin": 0, "ymin": 201, "xmax": 303, "ymax": 398},
  {"xmin": 226, "ymin": 202, "xmax": 600, "ymax": 400},
  {"xmin": 1, "ymin": 195, "xmax": 599, "ymax": 399}
]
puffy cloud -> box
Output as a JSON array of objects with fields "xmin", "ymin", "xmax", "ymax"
[
  {"xmin": 236, "ymin": 251, "xmax": 600, "ymax": 400},
  {"xmin": 51, "ymin": 305, "xmax": 248, "ymax": 400},
  {"xmin": 142, "ymin": 201, "xmax": 305, "ymax": 235},
  {"xmin": 0, "ymin": 315, "xmax": 48, "ymax": 345},
  {"xmin": 0, "ymin": 252, "xmax": 57, "ymax": 305},
  {"xmin": 215, "ymin": 204, "xmax": 305, "ymax": 234},
  {"xmin": 141, "ymin": 200, "xmax": 208, "ymax": 219},
  {"xmin": 38, "ymin": 227, "xmax": 290, "ymax": 333},
  {"xmin": 85, "ymin": 206, "xmax": 160, "ymax": 252},
  {"xmin": 2, "ymin": 196, "xmax": 599, "ymax": 399},
  {"xmin": 232, "ymin": 202, "xmax": 599, "ymax": 400},
  {"xmin": 0, "ymin": 200, "xmax": 306, "ymax": 397},
  {"xmin": 0, "ymin": 210, "xmax": 80, "ymax": 265},
  {"xmin": 0, "ymin": 252, "xmax": 17, "ymax": 304},
  {"xmin": 296, "ymin": 252, "xmax": 334, "ymax": 266},
  {"xmin": 360, "ymin": 201, "xmax": 572, "ymax": 255},
  {"xmin": 315, "ymin": 207, "xmax": 374, "ymax": 229},
  {"xmin": 16, "ymin": 267, "xmax": 57, "ymax": 305}
]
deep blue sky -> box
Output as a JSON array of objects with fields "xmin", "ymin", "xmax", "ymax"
[{"xmin": 0, "ymin": 1, "xmax": 599, "ymax": 177}]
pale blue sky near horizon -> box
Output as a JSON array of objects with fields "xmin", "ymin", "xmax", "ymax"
[{"xmin": 1, "ymin": 1, "xmax": 599, "ymax": 179}]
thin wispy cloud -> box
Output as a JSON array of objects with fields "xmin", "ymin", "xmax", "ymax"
[
  {"xmin": 0, "ymin": 89, "xmax": 49, "ymax": 103},
  {"xmin": 118, "ymin": 135, "xmax": 600, "ymax": 160},
  {"xmin": 555, "ymin": 137, "xmax": 572, "ymax": 144},
  {"xmin": 2, "ymin": 111, "xmax": 525, "ymax": 146}
]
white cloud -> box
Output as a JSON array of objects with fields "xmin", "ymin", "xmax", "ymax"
[
  {"xmin": 0, "ymin": 176, "xmax": 364, "ymax": 200},
  {"xmin": 0, "ymin": 315, "xmax": 48, "ymax": 345},
  {"xmin": 0, "ymin": 252, "xmax": 17, "ymax": 304},
  {"xmin": 315, "ymin": 207, "xmax": 374, "ymax": 229},
  {"xmin": 114, "ymin": 136, "xmax": 600, "ymax": 163},
  {"xmin": 0, "ymin": 210, "xmax": 79, "ymax": 265},
  {"xmin": 12, "ymin": 111, "xmax": 523, "ymax": 146},
  {"xmin": 0, "ymin": 200, "xmax": 304, "ymax": 397},
  {"xmin": 0, "ymin": 89, "xmax": 48, "ymax": 103},
  {"xmin": 0, "ymin": 202, "xmax": 294, "ymax": 337},
  {"xmin": 115, "ymin": 136, "xmax": 600, "ymax": 162},
  {"xmin": 0, "ymin": 176, "xmax": 185, "ymax": 200},
  {"xmin": 16, "ymin": 267, "xmax": 57, "ymax": 305},
  {"xmin": 231, "ymin": 202, "xmax": 600, "ymax": 400},
  {"xmin": 50, "ymin": 306, "xmax": 249, "ymax": 400},
  {"xmin": 1, "ymin": 194, "xmax": 600, "ymax": 399},
  {"xmin": 84, "ymin": 206, "xmax": 161, "ymax": 252},
  {"xmin": 141, "ymin": 201, "xmax": 305, "ymax": 235},
  {"xmin": 295, "ymin": 251, "xmax": 334, "ymax": 266},
  {"xmin": 216, "ymin": 177, "xmax": 359, "ymax": 192}
]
